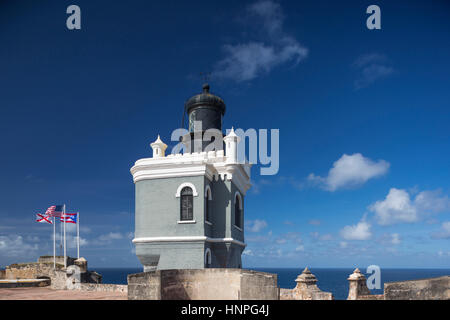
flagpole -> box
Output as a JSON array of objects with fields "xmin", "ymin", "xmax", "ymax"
[
  {"xmin": 77, "ymin": 212, "xmax": 80, "ymax": 259},
  {"xmin": 60, "ymin": 216, "xmax": 62, "ymax": 256},
  {"xmin": 63, "ymin": 204, "xmax": 67, "ymax": 269},
  {"xmin": 53, "ymin": 216, "xmax": 56, "ymax": 269}
]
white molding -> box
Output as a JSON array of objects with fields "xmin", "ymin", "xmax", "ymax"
[
  {"xmin": 204, "ymin": 248, "xmax": 212, "ymax": 266},
  {"xmin": 130, "ymin": 151, "xmax": 252, "ymax": 195},
  {"xmin": 133, "ymin": 236, "xmax": 207, "ymax": 243},
  {"xmin": 204, "ymin": 185, "xmax": 212, "ymax": 200},
  {"xmin": 233, "ymin": 225, "xmax": 243, "ymax": 232},
  {"xmin": 234, "ymin": 191, "xmax": 243, "ymax": 210},
  {"xmin": 175, "ymin": 182, "xmax": 198, "ymax": 197},
  {"xmin": 206, "ymin": 237, "xmax": 246, "ymax": 247},
  {"xmin": 132, "ymin": 236, "xmax": 246, "ymax": 247},
  {"xmin": 177, "ymin": 220, "xmax": 196, "ymax": 224},
  {"xmin": 131, "ymin": 164, "xmax": 215, "ymax": 184}
]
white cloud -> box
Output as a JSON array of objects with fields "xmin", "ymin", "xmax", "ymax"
[
  {"xmin": 214, "ymin": 0, "xmax": 308, "ymax": 82},
  {"xmin": 310, "ymin": 232, "xmax": 333, "ymax": 241},
  {"xmin": 353, "ymin": 53, "xmax": 394, "ymax": 89},
  {"xmin": 339, "ymin": 241, "xmax": 348, "ymax": 248},
  {"xmin": 246, "ymin": 219, "xmax": 268, "ymax": 232},
  {"xmin": 246, "ymin": 235, "xmax": 271, "ymax": 243},
  {"xmin": 415, "ymin": 190, "xmax": 450, "ymax": 213},
  {"xmin": 370, "ymin": 188, "xmax": 450, "ymax": 226},
  {"xmin": 438, "ymin": 250, "xmax": 450, "ymax": 257},
  {"xmin": 308, "ymin": 153, "xmax": 390, "ymax": 191},
  {"xmin": 295, "ymin": 245, "xmax": 304, "ymax": 252},
  {"xmin": 432, "ymin": 222, "xmax": 450, "ymax": 239},
  {"xmin": 340, "ymin": 220, "xmax": 372, "ymax": 240},
  {"xmin": 52, "ymin": 233, "xmax": 88, "ymax": 249},
  {"xmin": 98, "ymin": 232, "xmax": 124, "ymax": 243},
  {"xmin": 274, "ymin": 232, "xmax": 302, "ymax": 246},
  {"xmin": 371, "ymin": 188, "xmax": 417, "ymax": 225},
  {"xmin": 308, "ymin": 219, "xmax": 321, "ymax": 226},
  {"xmin": 391, "ymin": 233, "xmax": 401, "ymax": 245},
  {"xmin": 0, "ymin": 235, "xmax": 38, "ymax": 258},
  {"xmin": 377, "ymin": 233, "xmax": 401, "ymax": 246}
]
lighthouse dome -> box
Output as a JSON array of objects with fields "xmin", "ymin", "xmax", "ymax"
[{"xmin": 185, "ymin": 83, "xmax": 226, "ymax": 116}]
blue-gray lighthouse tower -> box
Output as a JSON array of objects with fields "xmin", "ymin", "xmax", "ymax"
[{"xmin": 130, "ymin": 85, "xmax": 251, "ymax": 271}]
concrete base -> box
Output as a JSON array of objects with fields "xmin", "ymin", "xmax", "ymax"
[
  {"xmin": 128, "ymin": 268, "xmax": 279, "ymax": 300},
  {"xmin": 0, "ymin": 279, "xmax": 50, "ymax": 288}
]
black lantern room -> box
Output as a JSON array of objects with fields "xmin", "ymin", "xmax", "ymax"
[{"xmin": 184, "ymin": 83, "xmax": 226, "ymax": 133}]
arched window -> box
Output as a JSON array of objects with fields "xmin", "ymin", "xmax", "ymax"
[
  {"xmin": 180, "ymin": 187, "xmax": 193, "ymax": 221},
  {"xmin": 204, "ymin": 248, "xmax": 212, "ymax": 268},
  {"xmin": 205, "ymin": 186, "xmax": 212, "ymax": 222},
  {"xmin": 234, "ymin": 193, "xmax": 242, "ymax": 228}
]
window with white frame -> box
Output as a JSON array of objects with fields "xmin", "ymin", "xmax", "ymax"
[
  {"xmin": 234, "ymin": 192, "xmax": 242, "ymax": 228},
  {"xmin": 205, "ymin": 185, "xmax": 212, "ymax": 223},
  {"xmin": 180, "ymin": 187, "xmax": 193, "ymax": 221}
]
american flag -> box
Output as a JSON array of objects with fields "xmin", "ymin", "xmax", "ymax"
[
  {"xmin": 36, "ymin": 213, "xmax": 53, "ymax": 224},
  {"xmin": 60, "ymin": 213, "xmax": 78, "ymax": 224},
  {"xmin": 45, "ymin": 205, "xmax": 64, "ymax": 217}
]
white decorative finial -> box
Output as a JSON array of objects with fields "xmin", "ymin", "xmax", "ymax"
[
  {"xmin": 224, "ymin": 127, "xmax": 240, "ymax": 163},
  {"xmin": 150, "ymin": 135, "xmax": 168, "ymax": 158}
]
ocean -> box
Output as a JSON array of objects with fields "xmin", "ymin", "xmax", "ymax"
[{"xmin": 93, "ymin": 267, "xmax": 450, "ymax": 300}]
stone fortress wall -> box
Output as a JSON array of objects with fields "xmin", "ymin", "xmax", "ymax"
[
  {"xmin": 2, "ymin": 256, "xmax": 126, "ymax": 293},
  {"xmin": 347, "ymin": 268, "xmax": 449, "ymax": 300},
  {"xmin": 128, "ymin": 267, "xmax": 449, "ymax": 300},
  {"xmin": 2, "ymin": 256, "xmax": 448, "ymax": 299},
  {"xmin": 128, "ymin": 268, "xmax": 278, "ymax": 300}
]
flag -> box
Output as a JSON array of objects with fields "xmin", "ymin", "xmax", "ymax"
[
  {"xmin": 60, "ymin": 213, "xmax": 78, "ymax": 224},
  {"xmin": 45, "ymin": 205, "xmax": 64, "ymax": 217},
  {"xmin": 36, "ymin": 213, "xmax": 53, "ymax": 224}
]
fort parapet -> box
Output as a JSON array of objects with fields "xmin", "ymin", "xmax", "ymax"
[
  {"xmin": 2, "ymin": 261, "xmax": 449, "ymax": 300},
  {"xmin": 280, "ymin": 268, "xmax": 333, "ymax": 300},
  {"xmin": 3, "ymin": 256, "xmax": 101, "ymax": 290},
  {"xmin": 346, "ymin": 268, "xmax": 449, "ymax": 300},
  {"xmin": 128, "ymin": 268, "xmax": 279, "ymax": 300}
]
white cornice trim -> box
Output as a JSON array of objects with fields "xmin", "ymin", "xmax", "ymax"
[
  {"xmin": 132, "ymin": 236, "xmax": 246, "ymax": 247},
  {"xmin": 131, "ymin": 164, "xmax": 215, "ymax": 183},
  {"xmin": 130, "ymin": 152, "xmax": 252, "ymax": 195},
  {"xmin": 206, "ymin": 237, "xmax": 246, "ymax": 247}
]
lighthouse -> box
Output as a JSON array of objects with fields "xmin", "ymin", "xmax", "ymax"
[{"xmin": 130, "ymin": 84, "xmax": 251, "ymax": 271}]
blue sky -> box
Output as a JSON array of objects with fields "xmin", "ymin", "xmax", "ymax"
[{"xmin": 0, "ymin": 0, "xmax": 449, "ymax": 268}]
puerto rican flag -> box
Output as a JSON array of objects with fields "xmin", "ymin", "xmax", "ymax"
[
  {"xmin": 60, "ymin": 213, "xmax": 78, "ymax": 224},
  {"xmin": 36, "ymin": 213, "xmax": 53, "ymax": 224}
]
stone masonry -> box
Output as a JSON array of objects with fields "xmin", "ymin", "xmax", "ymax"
[
  {"xmin": 383, "ymin": 276, "xmax": 449, "ymax": 300},
  {"xmin": 4, "ymin": 256, "xmax": 101, "ymax": 290},
  {"xmin": 128, "ymin": 268, "xmax": 278, "ymax": 300},
  {"xmin": 279, "ymin": 268, "xmax": 333, "ymax": 300}
]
